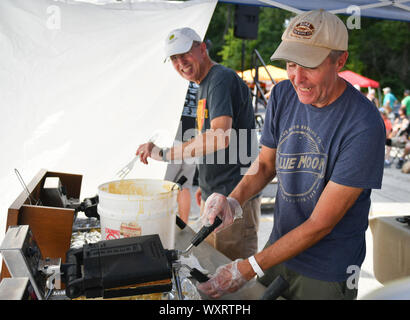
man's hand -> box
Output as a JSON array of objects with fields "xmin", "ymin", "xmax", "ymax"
[
  {"xmin": 195, "ymin": 188, "xmax": 202, "ymax": 206},
  {"xmin": 136, "ymin": 142, "xmax": 161, "ymax": 164},
  {"xmin": 201, "ymin": 193, "xmax": 242, "ymax": 231},
  {"xmin": 197, "ymin": 259, "xmax": 248, "ymax": 299}
]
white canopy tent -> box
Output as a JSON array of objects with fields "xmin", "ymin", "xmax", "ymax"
[
  {"xmin": 0, "ymin": 0, "xmax": 217, "ymax": 248},
  {"xmin": 221, "ymin": 0, "xmax": 410, "ymax": 22}
]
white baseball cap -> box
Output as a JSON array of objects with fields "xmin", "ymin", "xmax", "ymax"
[
  {"xmin": 270, "ymin": 9, "xmax": 348, "ymax": 68},
  {"xmin": 164, "ymin": 27, "xmax": 202, "ymax": 61}
]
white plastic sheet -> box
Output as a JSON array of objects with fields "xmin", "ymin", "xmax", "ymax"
[{"xmin": 0, "ymin": 0, "xmax": 217, "ymax": 248}]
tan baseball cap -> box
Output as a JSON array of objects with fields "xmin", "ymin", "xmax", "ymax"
[
  {"xmin": 270, "ymin": 9, "xmax": 348, "ymax": 68},
  {"xmin": 164, "ymin": 27, "xmax": 202, "ymax": 62}
]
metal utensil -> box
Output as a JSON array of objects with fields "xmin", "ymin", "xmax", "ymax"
[
  {"xmin": 116, "ymin": 134, "xmax": 159, "ymax": 179},
  {"xmin": 14, "ymin": 168, "xmax": 41, "ymax": 205},
  {"xmin": 116, "ymin": 156, "xmax": 140, "ymax": 180}
]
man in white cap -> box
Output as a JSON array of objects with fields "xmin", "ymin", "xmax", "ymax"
[
  {"xmin": 197, "ymin": 10, "xmax": 385, "ymax": 300},
  {"xmin": 136, "ymin": 27, "xmax": 261, "ymax": 261}
]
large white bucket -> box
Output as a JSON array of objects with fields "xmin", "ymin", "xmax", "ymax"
[{"xmin": 97, "ymin": 179, "xmax": 179, "ymax": 249}]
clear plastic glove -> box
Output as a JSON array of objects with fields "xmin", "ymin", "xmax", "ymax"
[
  {"xmin": 201, "ymin": 193, "xmax": 242, "ymax": 232},
  {"xmin": 197, "ymin": 259, "xmax": 247, "ymax": 299}
]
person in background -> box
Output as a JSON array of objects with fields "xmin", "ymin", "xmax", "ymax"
[
  {"xmin": 164, "ymin": 81, "xmax": 199, "ymax": 223},
  {"xmin": 197, "ymin": 10, "xmax": 385, "ymax": 300},
  {"xmin": 383, "ymin": 87, "xmax": 398, "ymax": 121},
  {"xmin": 399, "ymin": 137, "xmax": 410, "ymax": 172},
  {"xmin": 136, "ymin": 27, "xmax": 261, "ymax": 261},
  {"xmin": 391, "ymin": 107, "xmax": 409, "ymax": 137},
  {"xmin": 390, "ymin": 108, "xmax": 409, "ymax": 170},
  {"xmin": 381, "ymin": 108, "xmax": 393, "ymax": 167},
  {"xmin": 395, "ymin": 120, "xmax": 410, "ymax": 172},
  {"xmin": 367, "ymin": 88, "xmax": 379, "ymax": 107},
  {"xmin": 401, "ymin": 89, "xmax": 410, "ymax": 117}
]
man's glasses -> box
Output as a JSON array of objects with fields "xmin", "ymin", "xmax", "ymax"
[{"xmin": 170, "ymin": 42, "xmax": 200, "ymax": 62}]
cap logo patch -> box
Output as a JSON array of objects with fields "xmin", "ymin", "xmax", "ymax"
[
  {"xmin": 292, "ymin": 22, "xmax": 315, "ymax": 39},
  {"xmin": 168, "ymin": 33, "xmax": 178, "ymax": 44}
]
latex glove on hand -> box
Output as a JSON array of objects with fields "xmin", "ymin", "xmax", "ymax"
[
  {"xmin": 201, "ymin": 193, "xmax": 242, "ymax": 232},
  {"xmin": 197, "ymin": 259, "xmax": 248, "ymax": 299}
]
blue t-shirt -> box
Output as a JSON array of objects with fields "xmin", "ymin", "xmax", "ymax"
[{"xmin": 260, "ymin": 80, "xmax": 385, "ymax": 282}]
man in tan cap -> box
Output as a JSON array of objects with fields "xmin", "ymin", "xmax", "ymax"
[{"xmin": 197, "ymin": 10, "xmax": 386, "ymax": 300}]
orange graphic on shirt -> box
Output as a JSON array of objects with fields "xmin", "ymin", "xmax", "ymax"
[{"xmin": 196, "ymin": 99, "xmax": 208, "ymax": 132}]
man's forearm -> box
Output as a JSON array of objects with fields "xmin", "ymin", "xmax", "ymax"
[
  {"xmin": 167, "ymin": 129, "xmax": 231, "ymax": 161},
  {"xmin": 239, "ymin": 181, "xmax": 363, "ymax": 280},
  {"xmin": 239, "ymin": 216, "xmax": 331, "ymax": 280}
]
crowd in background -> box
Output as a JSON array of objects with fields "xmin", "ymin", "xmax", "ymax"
[{"xmin": 373, "ymin": 88, "xmax": 410, "ymax": 172}]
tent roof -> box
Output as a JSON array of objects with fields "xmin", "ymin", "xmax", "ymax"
[
  {"xmin": 338, "ymin": 70, "xmax": 380, "ymax": 88},
  {"xmin": 219, "ymin": 0, "xmax": 410, "ymax": 22}
]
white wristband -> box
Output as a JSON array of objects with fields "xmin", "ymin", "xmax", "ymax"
[{"xmin": 248, "ymin": 255, "xmax": 264, "ymax": 278}]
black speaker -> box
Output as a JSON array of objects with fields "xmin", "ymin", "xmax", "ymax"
[{"xmin": 234, "ymin": 5, "xmax": 259, "ymax": 40}]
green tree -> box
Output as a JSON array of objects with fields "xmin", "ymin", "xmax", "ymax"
[
  {"xmin": 206, "ymin": 5, "xmax": 409, "ymax": 98},
  {"xmin": 344, "ymin": 17, "xmax": 410, "ymax": 96},
  {"xmin": 205, "ymin": 4, "xmax": 233, "ymax": 63}
]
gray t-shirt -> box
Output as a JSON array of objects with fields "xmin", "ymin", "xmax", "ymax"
[
  {"xmin": 261, "ymin": 80, "xmax": 385, "ymax": 281},
  {"xmin": 196, "ymin": 64, "xmax": 256, "ymax": 200}
]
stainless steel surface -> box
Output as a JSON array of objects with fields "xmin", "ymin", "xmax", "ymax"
[
  {"xmin": 0, "ymin": 277, "xmax": 30, "ymax": 300},
  {"xmin": 172, "ymin": 264, "xmax": 184, "ymax": 300},
  {"xmin": 0, "ymin": 225, "xmax": 45, "ymax": 299},
  {"xmin": 38, "ymin": 258, "xmax": 62, "ymax": 291},
  {"xmin": 175, "ymin": 224, "xmax": 267, "ymax": 300},
  {"xmin": 42, "ymin": 177, "xmax": 67, "ymax": 207}
]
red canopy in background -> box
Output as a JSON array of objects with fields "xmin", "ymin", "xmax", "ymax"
[{"xmin": 338, "ymin": 70, "xmax": 380, "ymax": 88}]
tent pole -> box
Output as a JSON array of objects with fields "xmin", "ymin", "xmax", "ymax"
[
  {"xmin": 257, "ymin": 0, "xmax": 302, "ymax": 14},
  {"xmin": 330, "ymin": 1, "xmax": 400, "ymax": 14}
]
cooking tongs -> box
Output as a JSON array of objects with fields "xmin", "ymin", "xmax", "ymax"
[
  {"xmin": 169, "ymin": 175, "xmax": 223, "ymax": 284},
  {"xmin": 180, "ymin": 216, "xmax": 222, "ymax": 255},
  {"xmin": 169, "ymin": 215, "xmax": 222, "ymax": 284}
]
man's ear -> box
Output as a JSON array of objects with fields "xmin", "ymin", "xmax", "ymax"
[
  {"xmin": 199, "ymin": 42, "xmax": 208, "ymax": 56},
  {"xmin": 336, "ymin": 51, "xmax": 349, "ymax": 71}
]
